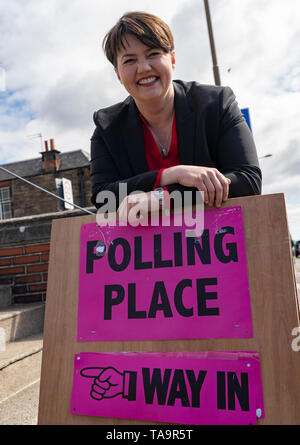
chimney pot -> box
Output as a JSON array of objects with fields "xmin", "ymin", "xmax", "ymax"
[{"xmin": 40, "ymin": 138, "xmax": 60, "ymax": 172}]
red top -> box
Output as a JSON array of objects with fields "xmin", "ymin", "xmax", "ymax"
[{"xmin": 139, "ymin": 113, "xmax": 180, "ymax": 189}]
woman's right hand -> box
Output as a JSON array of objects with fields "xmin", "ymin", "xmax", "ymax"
[{"xmin": 160, "ymin": 165, "xmax": 231, "ymax": 208}]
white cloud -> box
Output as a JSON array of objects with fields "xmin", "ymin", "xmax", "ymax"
[
  {"xmin": 0, "ymin": 67, "xmax": 5, "ymax": 91},
  {"xmin": 0, "ymin": 0, "xmax": 299, "ymax": 238}
]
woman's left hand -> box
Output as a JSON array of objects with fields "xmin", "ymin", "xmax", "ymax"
[
  {"xmin": 161, "ymin": 165, "xmax": 230, "ymax": 207},
  {"xmin": 117, "ymin": 191, "xmax": 160, "ymax": 225}
]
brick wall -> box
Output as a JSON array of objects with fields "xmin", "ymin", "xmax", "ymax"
[
  {"xmin": 0, "ymin": 207, "xmax": 95, "ymax": 304},
  {"xmin": 0, "ymin": 243, "xmax": 50, "ymax": 303},
  {"xmin": 12, "ymin": 167, "xmax": 91, "ymax": 218}
]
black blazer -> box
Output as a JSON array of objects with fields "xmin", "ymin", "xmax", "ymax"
[{"xmin": 90, "ymin": 80, "xmax": 261, "ymax": 208}]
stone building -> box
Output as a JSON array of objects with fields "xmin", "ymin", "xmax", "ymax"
[
  {"xmin": 0, "ymin": 139, "xmax": 91, "ymax": 218},
  {"xmin": 0, "ymin": 139, "xmax": 93, "ymax": 303}
]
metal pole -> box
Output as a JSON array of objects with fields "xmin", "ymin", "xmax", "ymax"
[
  {"xmin": 203, "ymin": 0, "xmax": 221, "ymax": 86},
  {"xmin": 0, "ymin": 165, "xmax": 95, "ymax": 215}
]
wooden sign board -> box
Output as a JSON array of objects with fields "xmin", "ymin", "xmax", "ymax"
[{"xmin": 38, "ymin": 193, "xmax": 300, "ymax": 425}]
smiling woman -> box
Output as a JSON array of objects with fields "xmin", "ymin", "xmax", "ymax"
[{"xmin": 90, "ymin": 11, "xmax": 261, "ymax": 221}]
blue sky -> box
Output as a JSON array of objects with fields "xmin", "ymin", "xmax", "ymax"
[{"xmin": 0, "ymin": 0, "xmax": 299, "ymax": 238}]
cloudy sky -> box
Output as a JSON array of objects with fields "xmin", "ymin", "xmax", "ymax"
[{"xmin": 0, "ymin": 0, "xmax": 299, "ymax": 239}]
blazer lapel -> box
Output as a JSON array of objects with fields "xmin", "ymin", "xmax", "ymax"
[
  {"xmin": 121, "ymin": 98, "xmax": 149, "ymax": 176},
  {"xmin": 120, "ymin": 82, "xmax": 196, "ymax": 175},
  {"xmin": 173, "ymin": 81, "xmax": 196, "ymax": 165}
]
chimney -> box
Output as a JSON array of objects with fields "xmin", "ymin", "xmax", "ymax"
[{"xmin": 41, "ymin": 139, "xmax": 60, "ymax": 173}]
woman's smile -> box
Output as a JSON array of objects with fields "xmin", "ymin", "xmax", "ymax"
[
  {"xmin": 115, "ymin": 34, "xmax": 175, "ymax": 106},
  {"xmin": 137, "ymin": 76, "xmax": 159, "ymax": 87}
]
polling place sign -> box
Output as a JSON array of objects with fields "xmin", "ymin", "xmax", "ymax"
[
  {"xmin": 70, "ymin": 351, "xmax": 264, "ymax": 425},
  {"xmin": 77, "ymin": 207, "xmax": 252, "ymax": 341}
]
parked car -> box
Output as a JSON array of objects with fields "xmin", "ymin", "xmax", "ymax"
[{"xmin": 295, "ymin": 240, "xmax": 300, "ymax": 257}]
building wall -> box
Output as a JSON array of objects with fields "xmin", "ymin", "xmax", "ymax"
[
  {"xmin": 0, "ymin": 243, "xmax": 50, "ymax": 303},
  {"xmin": 0, "ymin": 207, "xmax": 94, "ymax": 304},
  {"xmin": 11, "ymin": 167, "xmax": 91, "ymax": 218}
]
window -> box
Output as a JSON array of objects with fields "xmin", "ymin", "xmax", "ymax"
[{"xmin": 0, "ymin": 187, "xmax": 12, "ymax": 219}]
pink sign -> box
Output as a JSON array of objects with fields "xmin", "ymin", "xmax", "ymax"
[
  {"xmin": 70, "ymin": 351, "xmax": 264, "ymax": 425},
  {"xmin": 77, "ymin": 207, "xmax": 252, "ymax": 341}
]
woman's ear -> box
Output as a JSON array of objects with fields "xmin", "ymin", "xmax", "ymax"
[{"xmin": 114, "ymin": 67, "xmax": 122, "ymax": 84}]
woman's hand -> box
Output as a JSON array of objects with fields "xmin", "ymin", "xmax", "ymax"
[
  {"xmin": 160, "ymin": 165, "xmax": 231, "ymax": 208},
  {"xmin": 117, "ymin": 191, "xmax": 160, "ymax": 225}
]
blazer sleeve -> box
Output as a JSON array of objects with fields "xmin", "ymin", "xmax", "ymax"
[
  {"xmin": 90, "ymin": 127, "xmax": 159, "ymax": 210},
  {"xmin": 216, "ymin": 86, "xmax": 262, "ymax": 197},
  {"xmin": 162, "ymin": 86, "xmax": 261, "ymax": 207}
]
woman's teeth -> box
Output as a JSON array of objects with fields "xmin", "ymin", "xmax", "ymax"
[{"xmin": 138, "ymin": 77, "xmax": 157, "ymax": 85}]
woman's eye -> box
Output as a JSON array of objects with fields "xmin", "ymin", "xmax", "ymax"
[{"xmin": 124, "ymin": 58, "xmax": 134, "ymax": 64}]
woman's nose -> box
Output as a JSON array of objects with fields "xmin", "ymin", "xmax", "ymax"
[{"xmin": 137, "ymin": 57, "xmax": 151, "ymax": 73}]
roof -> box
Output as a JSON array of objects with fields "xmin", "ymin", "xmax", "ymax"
[{"xmin": 0, "ymin": 150, "xmax": 90, "ymax": 181}]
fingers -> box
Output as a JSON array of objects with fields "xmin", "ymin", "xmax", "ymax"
[
  {"xmin": 201, "ymin": 175, "xmax": 215, "ymax": 207},
  {"xmin": 117, "ymin": 168, "xmax": 231, "ymax": 216},
  {"xmin": 80, "ymin": 367, "xmax": 104, "ymax": 378},
  {"xmin": 117, "ymin": 194, "xmax": 140, "ymax": 223},
  {"xmin": 81, "ymin": 367, "xmax": 109, "ymax": 400},
  {"xmin": 91, "ymin": 378, "xmax": 111, "ymax": 400},
  {"xmin": 81, "ymin": 367, "xmax": 115, "ymax": 400},
  {"xmin": 223, "ymin": 177, "xmax": 231, "ymax": 202},
  {"xmin": 213, "ymin": 171, "xmax": 230, "ymax": 207},
  {"xmin": 117, "ymin": 195, "xmax": 134, "ymax": 223},
  {"xmin": 117, "ymin": 192, "xmax": 157, "ymax": 225},
  {"xmin": 195, "ymin": 169, "xmax": 230, "ymax": 208}
]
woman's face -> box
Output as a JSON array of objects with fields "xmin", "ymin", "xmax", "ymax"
[{"xmin": 115, "ymin": 34, "xmax": 175, "ymax": 107}]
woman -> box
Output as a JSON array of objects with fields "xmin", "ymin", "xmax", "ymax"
[{"xmin": 90, "ymin": 11, "xmax": 261, "ymax": 221}]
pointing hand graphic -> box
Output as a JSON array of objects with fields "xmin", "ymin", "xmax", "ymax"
[{"xmin": 80, "ymin": 366, "xmax": 137, "ymax": 401}]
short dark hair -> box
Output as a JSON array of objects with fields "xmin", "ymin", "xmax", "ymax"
[{"xmin": 102, "ymin": 11, "xmax": 174, "ymax": 67}]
